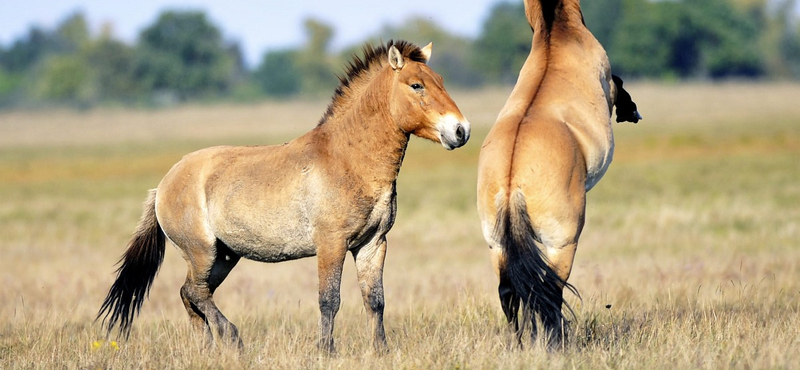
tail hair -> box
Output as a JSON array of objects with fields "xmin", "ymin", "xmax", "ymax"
[
  {"xmin": 494, "ymin": 191, "xmax": 578, "ymax": 337},
  {"xmin": 96, "ymin": 189, "xmax": 166, "ymax": 338}
]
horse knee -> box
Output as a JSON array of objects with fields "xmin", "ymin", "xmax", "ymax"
[
  {"xmin": 366, "ymin": 289, "xmax": 385, "ymax": 314},
  {"xmin": 319, "ymin": 291, "xmax": 341, "ymax": 316},
  {"xmin": 180, "ymin": 285, "xmax": 201, "ymax": 312},
  {"xmin": 180, "ymin": 284, "xmax": 192, "ymax": 301}
]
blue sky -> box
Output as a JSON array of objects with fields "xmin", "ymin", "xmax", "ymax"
[{"xmin": 0, "ymin": 0, "xmax": 502, "ymax": 66}]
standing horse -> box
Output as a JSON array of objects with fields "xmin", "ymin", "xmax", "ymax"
[
  {"xmin": 476, "ymin": 0, "xmax": 640, "ymax": 347},
  {"xmin": 97, "ymin": 40, "xmax": 470, "ymax": 353}
]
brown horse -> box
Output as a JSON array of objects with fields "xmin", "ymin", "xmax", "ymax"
[
  {"xmin": 476, "ymin": 0, "xmax": 640, "ymax": 347},
  {"xmin": 97, "ymin": 40, "xmax": 470, "ymax": 353}
]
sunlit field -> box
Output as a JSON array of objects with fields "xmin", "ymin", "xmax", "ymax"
[{"xmin": 1, "ymin": 83, "xmax": 798, "ymax": 369}]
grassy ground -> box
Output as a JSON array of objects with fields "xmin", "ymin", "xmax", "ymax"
[{"xmin": 1, "ymin": 83, "xmax": 798, "ymax": 369}]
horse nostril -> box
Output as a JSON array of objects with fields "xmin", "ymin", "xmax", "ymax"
[{"xmin": 455, "ymin": 124, "xmax": 465, "ymax": 142}]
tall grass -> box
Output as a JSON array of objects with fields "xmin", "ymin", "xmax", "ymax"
[{"xmin": 1, "ymin": 83, "xmax": 798, "ymax": 369}]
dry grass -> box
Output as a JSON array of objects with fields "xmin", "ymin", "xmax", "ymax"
[{"xmin": 1, "ymin": 83, "xmax": 799, "ymax": 369}]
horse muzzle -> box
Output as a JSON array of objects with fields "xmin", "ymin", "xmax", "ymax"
[{"xmin": 438, "ymin": 114, "xmax": 471, "ymax": 150}]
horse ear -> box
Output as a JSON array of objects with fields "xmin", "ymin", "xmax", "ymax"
[
  {"xmin": 421, "ymin": 42, "xmax": 433, "ymax": 63},
  {"xmin": 388, "ymin": 45, "xmax": 404, "ymax": 70}
]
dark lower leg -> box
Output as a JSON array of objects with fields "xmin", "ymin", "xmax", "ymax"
[
  {"xmin": 181, "ymin": 283, "xmax": 213, "ymax": 345},
  {"xmin": 352, "ymin": 241, "xmax": 388, "ymax": 353},
  {"xmin": 535, "ymin": 288, "xmax": 567, "ymax": 349},
  {"xmin": 499, "ymin": 275, "xmax": 522, "ymax": 348},
  {"xmin": 206, "ymin": 244, "xmax": 242, "ymax": 348},
  {"xmin": 317, "ymin": 253, "xmax": 345, "ymax": 354}
]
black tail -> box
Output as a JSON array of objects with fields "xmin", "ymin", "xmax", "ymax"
[
  {"xmin": 97, "ymin": 189, "xmax": 166, "ymax": 337},
  {"xmin": 494, "ymin": 192, "xmax": 578, "ymax": 342}
]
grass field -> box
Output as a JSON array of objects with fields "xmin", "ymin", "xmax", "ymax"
[{"xmin": 1, "ymin": 83, "xmax": 798, "ymax": 369}]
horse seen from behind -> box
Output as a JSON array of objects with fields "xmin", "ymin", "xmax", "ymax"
[
  {"xmin": 477, "ymin": 0, "xmax": 641, "ymax": 348},
  {"xmin": 97, "ymin": 40, "xmax": 471, "ymax": 353}
]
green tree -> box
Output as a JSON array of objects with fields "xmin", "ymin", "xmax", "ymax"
[
  {"xmin": 0, "ymin": 66, "xmax": 22, "ymax": 105},
  {"xmin": 762, "ymin": 0, "xmax": 800, "ymax": 78},
  {"xmin": 582, "ymin": 0, "xmax": 624, "ymax": 51},
  {"xmin": 85, "ymin": 36, "xmax": 141, "ymax": 101},
  {"xmin": 55, "ymin": 12, "xmax": 90, "ymax": 53},
  {"xmin": 471, "ymin": 1, "xmax": 531, "ymax": 84},
  {"xmin": 13, "ymin": 12, "xmax": 95, "ymax": 105},
  {"xmin": 35, "ymin": 54, "xmax": 91, "ymax": 102},
  {"xmin": 610, "ymin": 0, "xmax": 764, "ymax": 79},
  {"xmin": 135, "ymin": 10, "xmax": 237, "ymax": 100},
  {"xmin": 690, "ymin": 0, "xmax": 764, "ymax": 78},
  {"xmin": 0, "ymin": 27, "xmax": 59, "ymax": 73},
  {"xmin": 609, "ymin": 0, "xmax": 676, "ymax": 77},
  {"xmin": 782, "ymin": 25, "xmax": 800, "ymax": 78},
  {"xmin": 296, "ymin": 18, "xmax": 338, "ymax": 95},
  {"xmin": 254, "ymin": 49, "xmax": 302, "ymax": 97}
]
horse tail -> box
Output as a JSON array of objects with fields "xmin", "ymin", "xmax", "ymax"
[
  {"xmin": 494, "ymin": 191, "xmax": 577, "ymax": 337},
  {"xmin": 97, "ymin": 189, "xmax": 166, "ymax": 337}
]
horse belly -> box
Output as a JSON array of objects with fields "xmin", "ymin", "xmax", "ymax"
[
  {"xmin": 222, "ymin": 227, "xmax": 316, "ymax": 263},
  {"xmin": 214, "ymin": 209, "xmax": 317, "ymax": 263}
]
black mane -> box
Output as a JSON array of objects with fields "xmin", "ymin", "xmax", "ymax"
[{"xmin": 318, "ymin": 40, "xmax": 427, "ymax": 126}]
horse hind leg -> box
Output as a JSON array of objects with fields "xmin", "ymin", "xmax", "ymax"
[
  {"xmin": 180, "ymin": 281, "xmax": 212, "ymax": 344},
  {"xmin": 532, "ymin": 283, "xmax": 568, "ymax": 349},
  {"xmin": 490, "ymin": 244, "xmax": 523, "ymax": 349},
  {"xmin": 538, "ymin": 234, "xmax": 581, "ymax": 348},
  {"xmin": 179, "ymin": 240, "xmax": 242, "ymax": 348},
  {"xmin": 499, "ymin": 272, "xmax": 523, "ymax": 349}
]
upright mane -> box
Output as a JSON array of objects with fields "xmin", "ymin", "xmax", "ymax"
[
  {"xmin": 526, "ymin": 0, "xmax": 586, "ymax": 35},
  {"xmin": 318, "ymin": 40, "xmax": 427, "ymax": 126}
]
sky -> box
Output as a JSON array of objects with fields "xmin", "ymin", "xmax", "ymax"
[{"xmin": 0, "ymin": 0, "xmax": 502, "ymax": 67}]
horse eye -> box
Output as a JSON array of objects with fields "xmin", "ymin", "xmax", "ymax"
[{"xmin": 410, "ymin": 83, "xmax": 424, "ymax": 91}]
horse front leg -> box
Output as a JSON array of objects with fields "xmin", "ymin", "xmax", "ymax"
[
  {"xmin": 317, "ymin": 239, "xmax": 347, "ymax": 354},
  {"xmin": 351, "ymin": 237, "xmax": 388, "ymax": 353}
]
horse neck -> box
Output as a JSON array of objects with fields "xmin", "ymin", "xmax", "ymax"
[
  {"xmin": 525, "ymin": 0, "xmax": 585, "ymax": 36},
  {"xmin": 315, "ymin": 68, "xmax": 409, "ymax": 188},
  {"xmin": 507, "ymin": 0, "xmax": 587, "ymax": 104}
]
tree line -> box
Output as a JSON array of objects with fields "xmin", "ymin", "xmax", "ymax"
[{"xmin": 1, "ymin": 0, "xmax": 799, "ymax": 108}]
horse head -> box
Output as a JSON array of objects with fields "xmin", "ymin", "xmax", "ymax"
[{"xmin": 386, "ymin": 42, "xmax": 471, "ymax": 150}]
